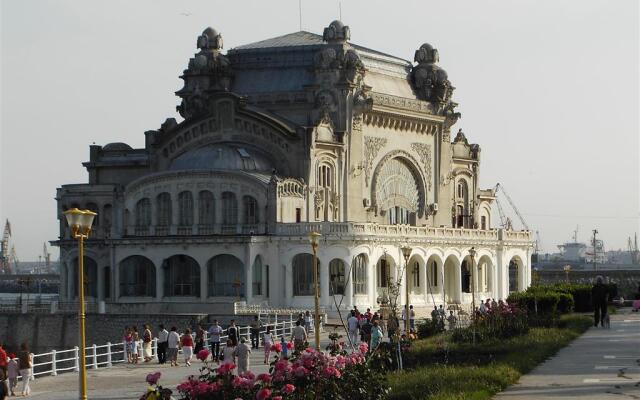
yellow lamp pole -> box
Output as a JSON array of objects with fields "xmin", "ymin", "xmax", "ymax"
[
  {"xmin": 401, "ymin": 245, "xmax": 412, "ymax": 334},
  {"xmin": 308, "ymin": 231, "xmax": 322, "ymax": 351},
  {"xmin": 63, "ymin": 208, "xmax": 97, "ymax": 400},
  {"xmin": 469, "ymin": 247, "xmax": 476, "ymax": 322}
]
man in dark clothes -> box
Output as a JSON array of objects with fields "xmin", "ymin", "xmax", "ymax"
[{"xmin": 591, "ymin": 275, "xmax": 609, "ymax": 327}]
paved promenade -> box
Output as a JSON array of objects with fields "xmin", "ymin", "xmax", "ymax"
[
  {"xmin": 25, "ymin": 332, "xmax": 333, "ymax": 400},
  {"xmin": 496, "ymin": 310, "xmax": 640, "ymax": 399}
]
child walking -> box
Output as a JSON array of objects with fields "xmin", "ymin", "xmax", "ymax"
[{"xmin": 263, "ymin": 326, "xmax": 273, "ymax": 364}]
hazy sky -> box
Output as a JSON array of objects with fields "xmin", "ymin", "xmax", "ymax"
[{"xmin": 1, "ymin": 0, "xmax": 638, "ymax": 261}]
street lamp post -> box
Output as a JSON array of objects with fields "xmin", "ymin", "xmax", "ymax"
[
  {"xmin": 63, "ymin": 208, "xmax": 97, "ymax": 400},
  {"xmin": 468, "ymin": 247, "xmax": 476, "ymax": 321},
  {"xmin": 401, "ymin": 245, "xmax": 412, "ymax": 334},
  {"xmin": 308, "ymin": 231, "xmax": 322, "ymax": 351}
]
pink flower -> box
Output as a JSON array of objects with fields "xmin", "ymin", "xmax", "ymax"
[
  {"xmin": 256, "ymin": 388, "xmax": 271, "ymax": 400},
  {"xmin": 286, "ymin": 342, "xmax": 294, "ymax": 350},
  {"xmin": 270, "ymin": 343, "xmax": 283, "ymax": 352},
  {"xmin": 274, "ymin": 359, "xmax": 289, "ymax": 371},
  {"xmin": 217, "ymin": 362, "xmax": 236, "ymax": 375},
  {"xmin": 145, "ymin": 371, "xmax": 161, "ymax": 385},
  {"xmin": 358, "ymin": 343, "xmax": 368, "ymax": 354},
  {"xmin": 257, "ymin": 373, "xmax": 271, "ymax": 383},
  {"xmin": 294, "ymin": 366, "xmax": 308, "ymax": 377},
  {"xmin": 196, "ymin": 349, "xmax": 210, "ymax": 362},
  {"xmin": 282, "ymin": 384, "xmax": 296, "ymax": 394}
]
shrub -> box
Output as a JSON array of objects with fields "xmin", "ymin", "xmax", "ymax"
[
  {"xmin": 417, "ymin": 318, "xmax": 445, "ymax": 339},
  {"xmin": 451, "ymin": 305, "xmax": 529, "ymax": 344}
]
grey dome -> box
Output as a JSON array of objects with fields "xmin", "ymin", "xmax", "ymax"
[
  {"xmin": 169, "ymin": 144, "xmax": 274, "ymax": 172},
  {"xmin": 103, "ymin": 142, "xmax": 132, "ymax": 151}
]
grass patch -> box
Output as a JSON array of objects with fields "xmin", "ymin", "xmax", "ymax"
[{"xmin": 387, "ymin": 314, "xmax": 592, "ymax": 400}]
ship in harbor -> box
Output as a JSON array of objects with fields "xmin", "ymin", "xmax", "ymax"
[{"xmin": 535, "ymin": 227, "xmax": 639, "ymax": 271}]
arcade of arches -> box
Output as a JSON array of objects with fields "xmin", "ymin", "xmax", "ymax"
[{"xmin": 59, "ymin": 247, "xmax": 529, "ymax": 314}]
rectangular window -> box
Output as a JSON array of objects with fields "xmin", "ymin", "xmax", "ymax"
[
  {"xmin": 379, "ymin": 259, "xmax": 389, "ymax": 288},
  {"xmin": 481, "ymin": 216, "xmax": 487, "ymax": 230},
  {"xmin": 412, "ymin": 262, "xmax": 420, "ymax": 287},
  {"xmin": 295, "ymin": 208, "xmax": 301, "ymax": 223}
]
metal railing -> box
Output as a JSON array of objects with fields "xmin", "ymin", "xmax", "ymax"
[{"xmin": 20, "ymin": 318, "xmax": 304, "ymax": 382}]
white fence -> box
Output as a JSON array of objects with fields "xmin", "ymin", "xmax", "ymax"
[{"xmin": 24, "ymin": 318, "xmax": 307, "ymax": 381}]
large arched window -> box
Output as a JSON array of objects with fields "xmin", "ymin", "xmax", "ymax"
[
  {"xmin": 163, "ymin": 255, "xmax": 200, "ymax": 297},
  {"xmin": 428, "ymin": 259, "xmax": 438, "ymax": 287},
  {"xmin": 178, "ymin": 191, "xmax": 194, "ymax": 226},
  {"xmin": 207, "ymin": 254, "xmax": 244, "ymax": 297},
  {"xmin": 252, "ymin": 256, "xmax": 263, "ymax": 296},
  {"xmin": 72, "ymin": 257, "xmax": 98, "ymax": 297},
  {"xmin": 461, "ymin": 259, "xmax": 471, "ymax": 293},
  {"xmin": 292, "ymin": 254, "xmax": 319, "ymax": 296},
  {"xmin": 352, "ymin": 254, "xmax": 367, "ymax": 295},
  {"xmin": 119, "ymin": 256, "xmax": 156, "ymax": 297},
  {"xmin": 377, "ymin": 257, "xmax": 391, "ymax": 288},
  {"xmin": 198, "ymin": 191, "xmax": 215, "ymax": 225},
  {"xmin": 411, "ymin": 261, "xmax": 420, "ymax": 289},
  {"xmin": 329, "ymin": 259, "xmax": 346, "ymax": 295},
  {"xmin": 135, "ymin": 198, "xmax": 151, "ymax": 226},
  {"xmin": 375, "ymin": 158, "xmax": 420, "ymax": 225},
  {"xmin": 243, "ymin": 196, "xmax": 258, "ymax": 225},
  {"xmin": 317, "ymin": 163, "xmax": 334, "ymax": 189},
  {"xmin": 222, "ymin": 192, "xmax": 238, "ymax": 225},
  {"xmin": 156, "ymin": 193, "xmax": 172, "ymax": 226}
]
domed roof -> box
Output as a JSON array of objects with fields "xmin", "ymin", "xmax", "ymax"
[
  {"xmin": 168, "ymin": 144, "xmax": 275, "ymax": 172},
  {"xmin": 329, "ymin": 20, "xmax": 345, "ymax": 30},
  {"xmin": 103, "ymin": 142, "xmax": 132, "ymax": 151},
  {"xmin": 202, "ymin": 27, "xmax": 219, "ymax": 38}
]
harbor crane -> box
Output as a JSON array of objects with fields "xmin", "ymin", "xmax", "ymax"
[{"xmin": 493, "ymin": 183, "xmax": 531, "ymax": 232}]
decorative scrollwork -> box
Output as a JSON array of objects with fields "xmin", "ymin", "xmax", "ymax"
[
  {"xmin": 410, "ymin": 143, "xmax": 433, "ymax": 191},
  {"xmin": 363, "ymin": 137, "xmax": 387, "ymax": 186}
]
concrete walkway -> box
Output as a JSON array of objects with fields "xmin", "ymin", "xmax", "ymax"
[
  {"xmin": 23, "ymin": 332, "xmax": 334, "ymax": 400},
  {"xmin": 495, "ymin": 310, "xmax": 640, "ymax": 399}
]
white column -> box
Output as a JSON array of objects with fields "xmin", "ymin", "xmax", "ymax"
[
  {"xmin": 155, "ymin": 261, "xmax": 163, "ymax": 300},
  {"xmin": 284, "ymin": 263, "xmax": 292, "ymax": 307},
  {"xmin": 345, "ymin": 257, "xmax": 354, "ymax": 310},
  {"xmin": 245, "ymin": 245, "xmax": 253, "ymax": 304},
  {"xmin": 97, "ymin": 266, "xmax": 105, "ymax": 302},
  {"xmin": 368, "ymin": 256, "xmax": 376, "ymax": 307},
  {"xmin": 420, "ymin": 258, "xmax": 428, "ymax": 303},
  {"xmin": 320, "ymin": 255, "xmax": 329, "ymax": 307},
  {"xmin": 200, "ymin": 260, "xmax": 208, "ymax": 301},
  {"xmin": 67, "ymin": 261, "xmax": 74, "ymax": 301}
]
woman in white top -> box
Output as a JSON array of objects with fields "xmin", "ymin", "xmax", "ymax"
[
  {"xmin": 263, "ymin": 325, "xmax": 274, "ymax": 364},
  {"xmin": 304, "ymin": 311, "xmax": 313, "ymax": 335},
  {"xmin": 222, "ymin": 339, "xmax": 236, "ymax": 374}
]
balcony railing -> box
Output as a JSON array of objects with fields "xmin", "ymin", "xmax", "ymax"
[{"xmin": 274, "ymin": 222, "xmax": 532, "ymax": 242}]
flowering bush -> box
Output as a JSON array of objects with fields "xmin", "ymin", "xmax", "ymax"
[
  {"xmin": 143, "ymin": 341, "xmax": 389, "ymax": 400},
  {"xmin": 451, "ymin": 303, "xmax": 529, "ymax": 343}
]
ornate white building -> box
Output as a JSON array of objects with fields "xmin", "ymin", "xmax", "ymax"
[{"xmin": 54, "ymin": 21, "xmax": 533, "ymax": 315}]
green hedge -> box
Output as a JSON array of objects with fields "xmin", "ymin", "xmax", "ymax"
[{"xmin": 526, "ymin": 283, "xmax": 618, "ymax": 313}]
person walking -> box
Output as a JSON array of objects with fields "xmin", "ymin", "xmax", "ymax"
[
  {"xmin": 227, "ymin": 320, "xmax": 240, "ymax": 346},
  {"xmin": 250, "ymin": 316, "xmax": 263, "ymax": 349},
  {"xmin": 6, "ymin": 355, "xmax": 17, "ymax": 397},
  {"xmin": 194, "ymin": 324, "xmax": 205, "ymax": 354},
  {"xmin": 0, "ymin": 344, "xmax": 7, "ymax": 376},
  {"xmin": 409, "ymin": 305, "xmax": 416, "ymax": 331},
  {"xmin": 280, "ymin": 336, "xmax": 289, "ymax": 359},
  {"xmin": 592, "ymin": 275, "xmax": 610, "ymax": 327},
  {"xmin": 181, "ymin": 329, "xmax": 194, "ymax": 366},
  {"xmin": 387, "ymin": 314, "xmax": 399, "ymax": 339},
  {"xmin": 221, "ymin": 339, "xmax": 236, "ymax": 374},
  {"xmin": 370, "ymin": 320, "xmax": 383, "ymax": 351},
  {"xmin": 447, "ymin": 311, "xmax": 457, "ymax": 330},
  {"xmin": 17, "ymin": 343, "xmax": 32, "ymax": 397},
  {"xmin": 123, "ymin": 327, "xmax": 132, "ymax": 363},
  {"xmin": 208, "ymin": 320, "xmax": 223, "ymax": 362},
  {"xmin": 347, "ymin": 311, "xmax": 359, "ymax": 345},
  {"xmin": 263, "ymin": 325, "xmax": 274, "ymax": 364},
  {"xmin": 291, "ymin": 321, "xmax": 307, "ymax": 352},
  {"xmin": 142, "ymin": 324, "xmax": 153, "ymax": 362},
  {"xmin": 131, "ymin": 326, "xmax": 140, "ymax": 364},
  {"xmin": 234, "ymin": 338, "xmax": 251, "ymax": 374},
  {"xmin": 157, "ymin": 324, "xmax": 169, "ymax": 364},
  {"xmin": 167, "ymin": 326, "xmax": 180, "ymax": 367},
  {"xmin": 303, "ymin": 311, "xmax": 313, "ymax": 336}
]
